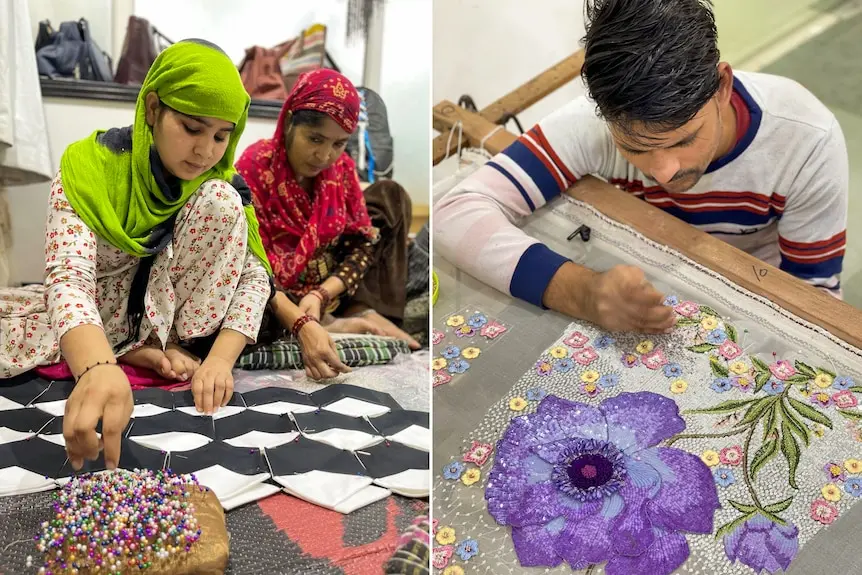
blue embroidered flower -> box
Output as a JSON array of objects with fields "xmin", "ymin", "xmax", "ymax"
[
  {"xmin": 526, "ymin": 387, "xmax": 548, "ymax": 401},
  {"xmin": 834, "ymin": 376, "xmax": 855, "ymax": 391},
  {"xmin": 553, "ymin": 358, "xmax": 575, "ymax": 373},
  {"xmin": 764, "ymin": 378, "xmax": 785, "ymax": 395},
  {"xmin": 845, "ymin": 478, "xmax": 862, "ymax": 497},
  {"xmin": 594, "ymin": 335, "xmax": 616, "ymax": 349},
  {"xmin": 442, "ymin": 345, "xmax": 461, "ymax": 359},
  {"xmin": 448, "ymin": 359, "xmax": 470, "ymax": 374},
  {"xmin": 443, "ymin": 461, "xmax": 465, "ymax": 480},
  {"xmin": 467, "ymin": 313, "xmax": 488, "ymax": 328},
  {"xmin": 711, "ymin": 377, "xmax": 732, "ymax": 393},
  {"xmin": 663, "ymin": 363, "xmax": 683, "ymax": 378},
  {"xmin": 598, "ymin": 374, "xmax": 619, "ymax": 389},
  {"xmin": 714, "ymin": 468, "xmax": 735, "ymax": 488},
  {"xmin": 707, "ymin": 329, "xmax": 728, "ymax": 345},
  {"xmin": 663, "ymin": 295, "xmax": 679, "ymax": 307},
  {"xmin": 455, "ymin": 538, "xmax": 479, "ymax": 561}
]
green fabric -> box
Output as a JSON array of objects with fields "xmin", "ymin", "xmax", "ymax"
[
  {"xmin": 236, "ymin": 335, "xmax": 411, "ymax": 371},
  {"xmin": 59, "ymin": 40, "xmax": 272, "ymax": 274}
]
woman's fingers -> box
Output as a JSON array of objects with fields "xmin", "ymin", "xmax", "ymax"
[
  {"xmin": 73, "ymin": 400, "xmax": 104, "ymax": 462},
  {"xmin": 63, "ymin": 396, "xmax": 84, "ymax": 469}
]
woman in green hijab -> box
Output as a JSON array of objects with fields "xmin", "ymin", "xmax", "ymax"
[{"xmin": 0, "ymin": 40, "xmax": 273, "ymax": 470}]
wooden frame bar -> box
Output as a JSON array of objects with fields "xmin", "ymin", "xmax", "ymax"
[{"xmin": 432, "ymin": 75, "xmax": 862, "ymax": 349}]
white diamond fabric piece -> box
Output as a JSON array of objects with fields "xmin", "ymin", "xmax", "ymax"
[
  {"xmin": 221, "ymin": 482, "xmax": 282, "ymax": 511},
  {"xmin": 130, "ymin": 404, "xmax": 170, "ymax": 418},
  {"xmin": 192, "ymin": 464, "xmax": 271, "ymax": 502},
  {"xmin": 129, "ymin": 432, "xmax": 211, "ymax": 452},
  {"xmin": 0, "ymin": 396, "xmax": 24, "ymax": 411},
  {"xmin": 248, "ymin": 402, "xmax": 317, "ymax": 416},
  {"xmin": 274, "ymin": 470, "xmax": 373, "ymax": 511},
  {"xmin": 0, "ymin": 427, "xmax": 34, "ymax": 445},
  {"xmin": 373, "ymin": 469, "xmax": 429, "ymax": 497},
  {"xmin": 223, "ymin": 431, "xmax": 300, "ymax": 449},
  {"xmin": 0, "ymin": 466, "xmax": 56, "ymax": 496},
  {"xmin": 176, "ymin": 405, "xmax": 245, "ymax": 420},
  {"xmin": 385, "ymin": 425, "xmax": 430, "ymax": 452},
  {"xmin": 322, "ymin": 397, "xmax": 391, "ymax": 418},
  {"xmin": 332, "ymin": 485, "xmax": 391, "ymax": 514},
  {"xmin": 32, "ymin": 399, "xmax": 66, "ymax": 417},
  {"xmin": 304, "ymin": 429, "xmax": 382, "ymax": 452}
]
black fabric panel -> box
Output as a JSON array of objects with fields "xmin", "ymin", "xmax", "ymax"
[
  {"xmin": 292, "ymin": 411, "xmax": 378, "ymax": 435},
  {"xmin": 0, "ymin": 378, "xmax": 51, "ymax": 406},
  {"xmin": 311, "ymin": 384, "xmax": 402, "ymax": 412},
  {"xmin": 0, "ymin": 437, "xmax": 68, "ymax": 479},
  {"xmin": 167, "ymin": 441, "xmax": 266, "ymax": 475},
  {"xmin": 132, "ymin": 388, "xmax": 175, "ymax": 409},
  {"xmin": 126, "ymin": 411, "xmax": 215, "ymax": 439},
  {"xmin": 266, "ymin": 437, "xmax": 366, "ymax": 476},
  {"xmin": 55, "ymin": 437, "xmax": 168, "ymax": 477},
  {"xmin": 173, "ymin": 389, "xmax": 245, "ymax": 409},
  {"xmin": 214, "ymin": 411, "xmax": 296, "ymax": 441},
  {"xmin": 0, "ymin": 408, "xmax": 55, "ymax": 433},
  {"xmin": 30, "ymin": 380, "xmax": 76, "ymax": 404},
  {"xmin": 240, "ymin": 387, "xmax": 317, "ymax": 409},
  {"xmin": 368, "ymin": 410, "xmax": 429, "ymax": 435},
  {"xmin": 360, "ymin": 442, "xmax": 429, "ymax": 479}
]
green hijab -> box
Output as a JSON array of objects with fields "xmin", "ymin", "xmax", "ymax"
[{"xmin": 59, "ymin": 39, "xmax": 272, "ymax": 275}]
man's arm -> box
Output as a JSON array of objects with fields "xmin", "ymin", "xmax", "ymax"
[{"xmin": 777, "ymin": 119, "xmax": 848, "ymax": 298}]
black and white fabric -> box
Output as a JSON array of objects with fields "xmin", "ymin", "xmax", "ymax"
[{"xmin": 0, "ymin": 377, "xmax": 429, "ymax": 513}]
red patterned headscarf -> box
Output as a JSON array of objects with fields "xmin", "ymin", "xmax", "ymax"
[{"xmin": 236, "ymin": 69, "xmax": 374, "ymax": 290}]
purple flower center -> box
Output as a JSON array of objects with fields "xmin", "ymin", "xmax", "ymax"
[
  {"xmin": 551, "ymin": 439, "xmax": 627, "ymax": 501},
  {"xmin": 567, "ymin": 455, "xmax": 611, "ymax": 487}
]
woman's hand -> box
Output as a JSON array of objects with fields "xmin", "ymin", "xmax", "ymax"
[
  {"xmin": 63, "ymin": 363, "xmax": 133, "ymax": 470},
  {"xmin": 298, "ymin": 320, "xmax": 351, "ymax": 380},
  {"xmin": 298, "ymin": 293, "xmax": 322, "ymax": 320},
  {"xmin": 191, "ymin": 356, "xmax": 234, "ymax": 415}
]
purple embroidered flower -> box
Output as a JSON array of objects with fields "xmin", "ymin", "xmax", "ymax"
[
  {"xmin": 595, "ymin": 335, "xmax": 616, "ymax": 349},
  {"xmin": 486, "ymin": 393, "xmax": 719, "ymax": 574},
  {"xmin": 845, "ymin": 478, "xmax": 862, "ymax": 497},
  {"xmin": 432, "ymin": 329, "xmax": 445, "ymax": 346},
  {"xmin": 723, "ymin": 514, "xmax": 798, "ymax": 573},
  {"xmin": 455, "ymin": 325, "xmax": 476, "ymax": 338},
  {"xmin": 455, "ymin": 538, "xmax": 479, "ymax": 561},
  {"xmin": 443, "ymin": 461, "xmax": 465, "ymax": 480},
  {"xmin": 732, "ymin": 374, "xmax": 755, "ymax": 394},
  {"xmin": 621, "ymin": 353, "xmax": 640, "ymax": 368},
  {"xmin": 824, "ymin": 462, "xmax": 846, "ymax": 482},
  {"xmin": 713, "ymin": 468, "xmax": 735, "ymax": 488},
  {"xmin": 442, "ymin": 345, "xmax": 461, "ymax": 359},
  {"xmin": 599, "ymin": 374, "xmax": 619, "ymax": 389},
  {"xmin": 834, "ymin": 376, "xmax": 855, "ymax": 391},
  {"xmin": 707, "ymin": 329, "xmax": 728, "ymax": 345},
  {"xmin": 448, "ymin": 359, "xmax": 470, "ymax": 374},
  {"xmin": 809, "ymin": 390, "xmax": 832, "ymax": 408},
  {"xmin": 663, "ymin": 295, "xmax": 679, "ymax": 307},
  {"xmin": 536, "ymin": 359, "xmax": 553, "ymax": 377},
  {"xmin": 553, "ymin": 358, "xmax": 575, "ymax": 374},
  {"xmin": 527, "ymin": 388, "xmax": 548, "ymax": 401},
  {"xmin": 663, "ymin": 363, "xmax": 683, "ymax": 378},
  {"xmin": 710, "ymin": 377, "xmax": 732, "ymax": 393},
  {"xmin": 467, "ymin": 313, "xmax": 488, "ymax": 328},
  {"xmin": 764, "ymin": 378, "xmax": 785, "ymax": 395}
]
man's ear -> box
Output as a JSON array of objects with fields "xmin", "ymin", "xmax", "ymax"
[{"xmin": 716, "ymin": 62, "xmax": 734, "ymax": 107}]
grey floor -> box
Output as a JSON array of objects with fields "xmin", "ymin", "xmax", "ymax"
[{"xmin": 762, "ymin": 9, "xmax": 862, "ymax": 306}]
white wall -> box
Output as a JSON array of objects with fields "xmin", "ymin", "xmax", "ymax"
[
  {"xmin": 28, "ymin": 0, "xmax": 114, "ymax": 55},
  {"xmin": 432, "ymin": 0, "xmax": 587, "ymax": 180}
]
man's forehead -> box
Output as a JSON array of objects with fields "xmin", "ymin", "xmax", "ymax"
[{"xmin": 610, "ymin": 114, "xmax": 706, "ymax": 150}]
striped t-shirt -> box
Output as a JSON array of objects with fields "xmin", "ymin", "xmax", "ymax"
[{"xmin": 433, "ymin": 71, "xmax": 849, "ymax": 306}]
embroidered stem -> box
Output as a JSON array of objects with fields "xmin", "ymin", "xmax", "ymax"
[
  {"xmin": 665, "ymin": 425, "xmax": 752, "ymax": 447},
  {"xmin": 742, "ymin": 423, "xmax": 763, "ymax": 510}
]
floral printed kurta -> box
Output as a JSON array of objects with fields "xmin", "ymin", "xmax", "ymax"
[{"xmin": 0, "ymin": 172, "xmax": 270, "ymax": 378}]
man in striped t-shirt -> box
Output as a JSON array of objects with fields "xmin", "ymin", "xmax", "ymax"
[{"xmin": 434, "ymin": 0, "xmax": 849, "ymax": 334}]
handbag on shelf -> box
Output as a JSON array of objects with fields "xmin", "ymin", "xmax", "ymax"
[
  {"xmin": 237, "ymin": 40, "xmax": 294, "ymax": 100},
  {"xmin": 114, "ymin": 16, "xmax": 173, "ymax": 85},
  {"xmin": 35, "ymin": 18, "xmax": 113, "ymax": 82}
]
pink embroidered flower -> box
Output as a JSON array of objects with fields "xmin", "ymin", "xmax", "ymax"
[
  {"xmin": 433, "ymin": 545, "xmax": 454, "ymax": 569},
  {"xmin": 769, "ymin": 360, "xmax": 797, "ymax": 381},
  {"xmin": 463, "ymin": 441, "xmax": 494, "ymax": 466},
  {"xmin": 718, "ymin": 340, "xmax": 743, "ymax": 360},
  {"xmin": 433, "ymin": 371, "xmax": 452, "ymax": 387},
  {"xmin": 810, "ymin": 499, "xmax": 839, "ymax": 525},
  {"xmin": 563, "ymin": 331, "xmax": 589, "ymax": 349},
  {"xmin": 535, "ymin": 359, "xmax": 553, "ymax": 377},
  {"xmin": 833, "ymin": 391, "xmax": 858, "ymax": 409},
  {"xmin": 732, "ymin": 374, "xmax": 755, "ymax": 393},
  {"xmin": 572, "ymin": 347, "xmax": 598, "ymax": 366},
  {"xmin": 621, "ymin": 353, "xmax": 640, "ymax": 368},
  {"xmin": 673, "ymin": 301, "xmax": 700, "ymax": 317},
  {"xmin": 432, "ymin": 329, "xmax": 445, "ymax": 345},
  {"xmin": 642, "ymin": 348, "xmax": 668, "ymax": 370},
  {"xmin": 480, "ymin": 320, "xmax": 507, "ymax": 340},
  {"xmin": 719, "ymin": 446, "xmax": 743, "ymax": 466},
  {"xmin": 810, "ymin": 391, "xmax": 832, "ymax": 408},
  {"xmin": 432, "ymin": 519, "xmax": 439, "ymax": 535}
]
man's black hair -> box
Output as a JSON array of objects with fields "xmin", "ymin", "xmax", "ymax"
[{"xmin": 581, "ymin": 0, "xmax": 720, "ymax": 140}]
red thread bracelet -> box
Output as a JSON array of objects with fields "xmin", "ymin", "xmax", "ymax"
[
  {"xmin": 291, "ymin": 314, "xmax": 318, "ymax": 337},
  {"xmin": 310, "ymin": 286, "xmax": 331, "ymax": 308}
]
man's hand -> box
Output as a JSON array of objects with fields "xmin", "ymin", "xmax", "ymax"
[{"xmin": 544, "ymin": 262, "xmax": 675, "ymax": 333}]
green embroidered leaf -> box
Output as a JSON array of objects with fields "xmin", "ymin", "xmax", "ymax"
[
  {"xmin": 675, "ymin": 318, "xmax": 701, "ymax": 327},
  {"xmin": 838, "ymin": 409, "xmax": 862, "ymax": 421},
  {"xmin": 763, "ymin": 405, "xmax": 778, "ymax": 440},
  {"xmin": 780, "ymin": 402, "xmax": 810, "ymax": 447},
  {"xmin": 787, "ymin": 397, "xmax": 833, "ymax": 429},
  {"xmin": 710, "ymin": 357, "xmax": 730, "ymax": 378},
  {"xmin": 794, "ymin": 361, "xmax": 816, "ymax": 378},
  {"xmin": 715, "ymin": 513, "xmax": 756, "ymax": 540},
  {"xmin": 699, "ymin": 305, "xmax": 720, "ymax": 318},
  {"xmin": 849, "ymin": 386, "xmax": 862, "ymax": 394},
  {"xmin": 780, "ymin": 421, "xmax": 801, "ymax": 489},
  {"xmin": 763, "ymin": 497, "xmax": 794, "ymax": 514},
  {"xmin": 726, "ymin": 323, "xmax": 738, "ymax": 343},
  {"xmin": 686, "ymin": 399, "xmax": 757, "ymax": 415},
  {"xmin": 737, "ymin": 397, "xmax": 780, "ymax": 428},
  {"xmin": 754, "ymin": 371, "xmax": 771, "ymax": 393},
  {"xmin": 760, "ymin": 510, "xmax": 788, "ymax": 526},
  {"xmin": 751, "ymin": 356, "xmax": 770, "ymax": 374},
  {"xmin": 818, "ymin": 367, "xmax": 837, "ymax": 378},
  {"xmin": 687, "ymin": 343, "xmax": 718, "ymax": 353},
  {"xmin": 728, "ymin": 500, "xmax": 758, "ymax": 514},
  {"xmin": 784, "ymin": 374, "xmax": 811, "ymax": 385},
  {"xmin": 750, "ymin": 438, "xmax": 778, "ymax": 480}
]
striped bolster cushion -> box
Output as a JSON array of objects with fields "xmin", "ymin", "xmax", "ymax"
[{"xmin": 236, "ymin": 334, "xmax": 411, "ymax": 371}]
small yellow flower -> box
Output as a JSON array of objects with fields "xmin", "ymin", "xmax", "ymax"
[
  {"xmin": 446, "ymin": 315, "xmax": 465, "ymax": 327},
  {"xmin": 581, "ymin": 370, "xmax": 600, "ymax": 384},
  {"xmin": 583, "ymin": 382, "xmax": 598, "ymax": 395},
  {"xmin": 700, "ymin": 316, "xmax": 719, "ymax": 330},
  {"xmin": 436, "ymin": 526, "xmax": 457, "ymax": 545},
  {"xmin": 462, "ymin": 347, "xmax": 481, "ymax": 359},
  {"xmin": 822, "ymin": 484, "xmax": 842, "ymax": 502},
  {"xmin": 812, "ymin": 425, "xmax": 826, "ymax": 438},
  {"xmin": 432, "ymin": 357, "xmax": 448, "ymax": 370},
  {"xmin": 701, "ymin": 450, "xmax": 720, "ymax": 467},
  {"xmin": 550, "ymin": 346, "xmax": 569, "ymax": 359},
  {"xmin": 461, "ymin": 467, "xmax": 481, "ymax": 486},
  {"xmin": 670, "ymin": 379, "xmax": 688, "ymax": 394},
  {"xmin": 458, "ymin": 325, "xmax": 473, "ymax": 335},
  {"xmin": 845, "ymin": 459, "xmax": 862, "ymax": 474},
  {"xmin": 729, "ymin": 361, "xmax": 749, "ymax": 375},
  {"xmin": 443, "ymin": 567, "xmax": 465, "ymax": 575},
  {"xmin": 635, "ymin": 340, "xmax": 654, "ymax": 355},
  {"xmin": 509, "ymin": 397, "xmax": 527, "ymax": 411},
  {"xmin": 814, "ymin": 373, "xmax": 834, "ymax": 389}
]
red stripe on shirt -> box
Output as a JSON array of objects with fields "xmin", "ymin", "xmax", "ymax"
[
  {"xmin": 519, "ymin": 134, "xmax": 566, "ymax": 192},
  {"xmin": 529, "ymin": 126, "xmax": 577, "ymax": 185},
  {"xmin": 779, "ymin": 231, "xmax": 846, "ymax": 254}
]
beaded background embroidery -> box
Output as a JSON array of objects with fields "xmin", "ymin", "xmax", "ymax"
[{"xmin": 432, "ymin": 197, "xmax": 862, "ymax": 574}]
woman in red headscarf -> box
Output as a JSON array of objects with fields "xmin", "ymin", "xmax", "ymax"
[{"xmin": 236, "ymin": 69, "xmax": 418, "ymax": 379}]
